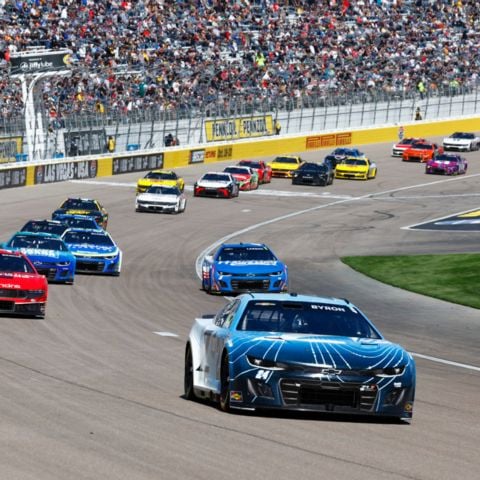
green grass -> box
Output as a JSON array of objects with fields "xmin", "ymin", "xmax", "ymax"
[{"xmin": 341, "ymin": 254, "xmax": 480, "ymax": 309}]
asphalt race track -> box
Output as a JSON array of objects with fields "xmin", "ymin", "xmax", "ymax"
[{"xmin": 0, "ymin": 138, "xmax": 479, "ymax": 480}]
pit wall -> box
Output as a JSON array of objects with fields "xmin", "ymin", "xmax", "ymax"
[{"xmin": 1, "ymin": 115, "xmax": 478, "ymax": 190}]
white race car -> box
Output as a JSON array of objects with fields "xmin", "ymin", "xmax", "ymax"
[
  {"xmin": 442, "ymin": 132, "xmax": 480, "ymax": 151},
  {"xmin": 135, "ymin": 185, "xmax": 187, "ymax": 214},
  {"xmin": 193, "ymin": 172, "xmax": 239, "ymax": 198}
]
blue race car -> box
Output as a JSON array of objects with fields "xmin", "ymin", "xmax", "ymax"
[
  {"xmin": 20, "ymin": 219, "xmax": 70, "ymax": 237},
  {"xmin": 52, "ymin": 213, "xmax": 103, "ymax": 230},
  {"xmin": 201, "ymin": 243, "xmax": 288, "ymax": 294},
  {"xmin": 2, "ymin": 231, "xmax": 76, "ymax": 284},
  {"xmin": 62, "ymin": 228, "xmax": 122, "ymax": 276},
  {"xmin": 185, "ymin": 293, "xmax": 416, "ymax": 421}
]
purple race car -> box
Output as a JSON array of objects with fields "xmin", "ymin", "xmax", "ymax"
[{"xmin": 425, "ymin": 154, "xmax": 468, "ymax": 175}]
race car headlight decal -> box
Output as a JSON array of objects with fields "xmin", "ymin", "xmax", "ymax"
[
  {"xmin": 25, "ymin": 289, "xmax": 46, "ymax": 299},
  {"xmin": 217, "ymin": 272, "xmax": 231, "ymax": 276},
  {"xmin": 369, "ymin": 366, "xmax": 406, "ymax": 377},
  {"xmin": 56, "ymin": 261, "xmax": 71, "ymax": 266},
  {"xmin": 247, "ymin": 356, "xmax": 287, "ymax": 370},
  {"xmin": 269, "ymin": 271, "xmax": 282, "ymax": 276}
]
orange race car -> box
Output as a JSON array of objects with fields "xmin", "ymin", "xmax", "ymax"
[{"xmin": 402, "ymin": 141, "xmax": 442, "ymax": 162}]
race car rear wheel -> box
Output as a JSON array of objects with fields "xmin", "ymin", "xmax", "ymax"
[
  {"xmin": 184, "ymin": 345, "xmax": 196, "ymax": 401},
  {"xmin": 219, "ymin": 352, "xmax": 231, "ymax": 412}
]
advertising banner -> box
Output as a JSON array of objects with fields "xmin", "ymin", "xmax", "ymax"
[
  {"xmin": 10, "ymin": 51, "xmax": 71, "ymax": 76},
  {"xmin": 112, "ymin": 153, "xmax": 164, "ymax": 174},
  {"xmin": 33, "ymin": 160, "xmax": 98, "ymax": 184},
  {"xmin": 0, "ymin": 168, "xmax": 27, "ymax": 189},
  {"xmin": 205, "ymin": 115, "xmax": 274, "ymax": 142},
  {"xmin": 0, "ymin": 136, "xmax": 23, "ymax": 163}
]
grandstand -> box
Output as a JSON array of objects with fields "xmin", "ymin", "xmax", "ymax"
[{"xmin": 0, "ymin": 0, "xmax": 479, "ymax": 160}]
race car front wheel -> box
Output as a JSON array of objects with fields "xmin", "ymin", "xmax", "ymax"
[
  {"xmin": 184, "ymin": 345, "xmax": 196, "ymax": 401},
  {"xmin": 219, "ymin": 352, "xmax": 231, "ymax": 412}
]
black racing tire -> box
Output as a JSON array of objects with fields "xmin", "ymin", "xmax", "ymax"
[
  {"xmin": 184, "ymin": 345, "xmax": 196, "ymax": 401},
  {"xmin": 219, "ymin": 352, "xmax": 231, "ymax": 412}
]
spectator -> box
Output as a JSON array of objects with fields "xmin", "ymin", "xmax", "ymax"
[
  {"xmin": 415, "ymin": 108, "xmax": 422, "ymax": 121},
  {"xmin": 275, "ymin": 120, "xmax": 281, "ymax": 135},
  {"xmin": 106, "ymin": 135, "xmax": 116, "ymax": 153},
  {"xmin": 164, "ymin": 133, "xmax": 174, "ymax": 147}
]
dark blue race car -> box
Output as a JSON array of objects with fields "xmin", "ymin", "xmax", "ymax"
[
  {"xmin": 201, "ymin": 243, "xmax": 288, "ymax": 294},
  {"xmin": 185, "ymin": 293, "xmax": 416, "ymax": 421},
  {"xmin": 62, "ymin": 228, "xmax": 122, "ymax": 276},
  {"xmin": 2, "ymin": 231, "xmax": 76, "ymax": 284},
  {"xmin": 52, "ymin": 213, "xmax": 103, "ymax": 230}
]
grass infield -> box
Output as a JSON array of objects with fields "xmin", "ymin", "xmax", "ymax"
[{"xmin": 341, "ymin": 254, "xmax": 480, "ymax": 310}]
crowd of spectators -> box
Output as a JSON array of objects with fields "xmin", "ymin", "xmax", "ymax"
[{"xmin": 0, "ymin": 0, "xmax": 479, "ymax": 122}]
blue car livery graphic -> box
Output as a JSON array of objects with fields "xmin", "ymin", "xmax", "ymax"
[
  {"xmin": 62, "ymin": 228, "xmax": 122, "ymax": 275},
  {"xmin": 3, "ymin": 232, "xmax": 76, "ymax": 284},
  {"xmin": 201, "ymin": 243, "xmax": 288, "ymax": 294},
  {"xmin": 185, "ymin": 293, "xmax": 416, "ymax": 421}
]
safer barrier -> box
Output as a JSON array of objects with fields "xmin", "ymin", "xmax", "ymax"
[{"xmin": 1, "ymin": 115, "xmax": 479, "ymax": 190}]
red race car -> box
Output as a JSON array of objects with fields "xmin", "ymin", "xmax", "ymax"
[
  {"xmin": 0, "ymin": 249, "xmax": 48, "ymax": 318},
  {"xmin": 402, "ymin": 141, "xmax": 442, "ymax": 162},
  {"xmin": 237, "ymin": 159, "xmax": 272, "ymax": 184},
  {"xmin": 391, "ymin": 137, "xmax": 426, "ymax": 157},
  {"xmin": 223, "ymin": 166, "xmax": 259, "ymax": 191}
]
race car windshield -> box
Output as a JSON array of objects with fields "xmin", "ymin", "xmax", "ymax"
[
  {"xmin": 63, "ymin": 231, "xmax": 114, "ymax": 246},
  {"xmin": 341, "ymin": 159, "xmax": 367, "ymax": 166},
  {"xmin": 61, "ymin": 199, "xmax": 99, "ymax": 211},
  {"xmin": 451, "ymin": 132, "xmax": 474, "ymax": 139},
  {"xmin": 237, "ymin": 301, "xmax": 381, "ymax": 339},
  {"xmin": 21, "ymin": 221, "xmax": 68, "ymax": 236},
  {"xmin": 239, "ymin": 161, "xmax": 261, "ymax": 168},
  {"xmin": 217, "ymin": 247, "xmax": 276, "ymax": 262},
  {"xmin": 411, "ymin": 143, "xmax": 433, "ymax": 150},
  {"xmin": 224, "ymin": 167, "xmax": 250, "ymax": 175},
  {"xmin": 146, "ymin": 186, "xmax": 180, "ymax": 195},
  {"xmin": 0, "ymin": 254, "xmax": 36, "ymax": 273},
  {"xmin": 9, "ymin": 236, "xmax": 69, "ymax": 252},
  {"xmin": 300, "ymin": 163, "xmax": 326, "ymax": 172},
  {"xmin": 399, "ymin": 138, "xmax": 416, "ymax": 145},
  {"xmin": 274, "ymin": 157, "xmax": 299, "ymax": 164},
  {"xmin": 60, "ymin": 217, "xmax": 98, "ymax": 229},
  {"xmin": 434, "ymin": 155, "xmax": 459, "ymax": 162},
  {"xmin": 202, "ymin": 173, "xmax": 230, "ymax": 181},
  {"xmin": 145, "ymin": 171, "xmax": 176, "ymax": 180}
]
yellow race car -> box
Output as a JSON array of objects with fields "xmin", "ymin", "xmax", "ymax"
[
  {"xmin": 136, "ymin": 170, "xmax": 185, "ymax": 194},
  {"xmin": 335, "ymin": 157, "xmax": 377, "ymax": 180},
  {"xmin": 267, "ymin": 155, "xmax": 304, "ymax": 178}
]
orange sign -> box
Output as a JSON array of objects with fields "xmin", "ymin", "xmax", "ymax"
[{"xmin": 306, "ymin": 132, "xmax": 352, "ymax": 149}]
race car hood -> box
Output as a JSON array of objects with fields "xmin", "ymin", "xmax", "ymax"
[
  {"xmin": 15, "ymin": 248, "xmax": 74, "ymax": 263},
  {"xmin": 0, "ymin": 271, "xmax": 47, "ymax": 289},
  {"xmin": 269, "ymin": 162, "xmax": 299, "ymax": 170},
  {"xmin": 197, "ymin": 179, "xmax": 231, "ymax": 188},
  {"xmin": 138, "ymin": 179, "xmax": 177, "ymax": 187},
  {"xmin": 231, "ymin": 173, "xmax": 250, "ymax": 182},
  {"xmin": 66, "ymin": 243, "xmax": 119, "ymax": 257},
  {"xmin": 137, "ymin": 192, "xmax": 179, "ymax": 203},
  {"xmin": 215, "ymin": 260, "xmax": 284, "ymax": 274},
  {"xmin": 443, "ymin": 138, "xmax": 470, "ymax": 146},
  {"xmin": 54, "ymin": 208, "xmax": 102, "ymax": 218},
  {"xmin": 239, "ymin": 334, "xmax": 408, "ymax": 371},
  {"xmin": 336, "ymin": 165, "xmax": 368, "ymax": 173},
  {"xmin": 427, "ymin": 160, "xmax": 455, "ymax": 168}
]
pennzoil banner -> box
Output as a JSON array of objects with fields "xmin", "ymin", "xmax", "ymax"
[{"xmin": 205, "ymin": 115, "xmax": 274, "ymax": 142}]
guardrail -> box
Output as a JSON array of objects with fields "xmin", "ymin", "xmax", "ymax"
[{"xmin": 1, "ymin": 114, "xmax": 479, "ymax": 190}]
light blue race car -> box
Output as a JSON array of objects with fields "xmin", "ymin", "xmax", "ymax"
[
  {"xmin": 201, "ymin": 243, "xmax": 288, "ymax": 294},
  {"xmin": 185, "ymin": 293, "xmax": 416, "ymax": 422},
  {"xmin": 2, "ymin": 231, "xmax": 76, "ymax": 284},
  {"xmin": 62, "ymin": 228, "xmax": 122, "ymax": 276}
]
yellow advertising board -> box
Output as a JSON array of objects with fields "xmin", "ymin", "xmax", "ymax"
[
  {"xmin": 0, "ymin": 136, "xmax": 23, "ymax": 163},
  {"xmin": 205, "ymin": 115, "xmax": 274, "ymax": 142}
]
